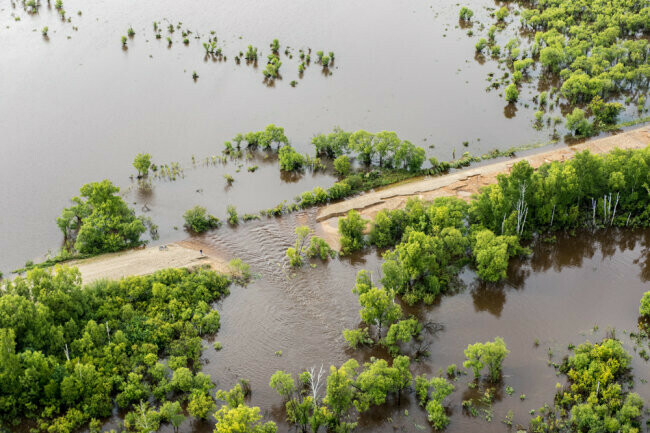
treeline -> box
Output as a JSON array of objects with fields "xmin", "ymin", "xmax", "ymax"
[
  {"xmin": 0, "ymin": 265, "xmax": 268, "ymax": 433},
  {"xmin": 337, "ymin": 146, "xmax": 650, "ymax": 303}
]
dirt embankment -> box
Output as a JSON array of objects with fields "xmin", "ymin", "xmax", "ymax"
[
  {"xmin": 70, "ymin": 242, "xmax": 230, "ymax": 284},
  {"xmin": 317, "ymin": 126, "xmax": 650, "ymax": 249}
]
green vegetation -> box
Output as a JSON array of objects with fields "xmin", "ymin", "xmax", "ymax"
[
  {"xmin": 57, "ymin": 180, "xmax": 146, "ymax": 254},
  {"xmin": 0, "ymin": 265, "xmax": 231, "ymax": 432},
  {"xmin": 529, "ymin": 339, "xmax": 643, "ymax": 432},
  {"xmin": 472, "ymin": 0, "xmax": 650, "ymax": 129},
  {"xmin": 183, "ymin": 205, "xmax": 221, "ymax": 233},
  {"xmin": 133, "ymin": 153, "xmax": 152, "ymax": 178},
  {"xmin": 640, "ymin": 291, "xmax": 650, "ymax": 317},
  {"xmin": 268, "ymin": 356, "xmax": 412, "ymax": 432},
  {"xmin": 226, "ymin": 205, "xmax": 239, "ymax": 225},
  {"xmin": 286, "ymin": 226, "xmax": 311, "ymax": 267},
  {"xmin": 463, "ymin": 338, "xmax": 509, "ymax": 382},
  {"xmin": 279, "ymin": 145, "xmax": 306, "ymax": 171},
  {"xmin": 338, "ymin": 210, "xmax": 367, "ymax": 255},
  {"xmin": 459, "ymin": 7, "xmax": 473, "ymax": 21},
  {"xmin": 333, "ymin": 154, "xmax": 351, "ymax": 176},
  {"xmin": 415, "ymin": 375, "xmax": 455, "ymax": 429},
  {"xmin": 505, "ymin": 83, "xmax": 518, "ymax": 103},
  {"xmin": 214, "ymin": 382, "xmax": 276, "ymax": 432}
]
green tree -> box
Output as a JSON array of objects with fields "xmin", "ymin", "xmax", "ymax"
[
  {"xmin": 183, "ymin": 206, "xmax": 221, "ymax": 233},
  {"xmin": 269, "ymin": 371, "xmax": 295, "ymax": 399},
  {"xmin": 505, "ymin": 84, "xmax": 518, "ymax": 103},
  {"xmin": 133, "ymin": 153, "xmax": 152, "ymax": 178},
  {"xmin": 640, "ymin": 292, "xmax": 650, "ymax": 317},
  {"xmin": 188, "ymin": 390, "xmax": 216, "ymax": 419},
  {"xmin": 463, "ymin": 337, "xmax": 509, "ymax": 382},
  {"xmin": 472, "ymin": 229, "xmax": 518, "ymax": 282},
  {"xmin": 566, "ymin": 108, "xmax": 593, "ymax": 137},
  {"xmin": 334, "ymin": 155, "xmax": 351, "ymax": 176},
  {"xmin": 278, "ymin": 145, "xmax": 306, "ymax": 171},
  {"xmin": 59, "ymin": 180, "xmax": 147, "ymax": 254},
  {"xmin": 338, "ymin": 210, "xmax": 367, "ymax": 255}
]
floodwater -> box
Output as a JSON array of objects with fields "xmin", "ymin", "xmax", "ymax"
[
  {"xmin": 104, "ymin": 211, "xmax": 647, "ymax": 433},
  {"xmin": 2, "ymin": 0, "xmax": 649, "ymax": 431},
  {"xmin": 1, "ymin": 0, "xmax": 645, "ymax": 272}
]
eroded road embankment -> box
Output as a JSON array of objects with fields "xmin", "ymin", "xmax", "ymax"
[
  {"xmin": 317, "ymin": 126, "xmax": 650, "ymax": 249},
  {"xmin": 70, "ymin": 241, "xmax": 230, "ymax": 284}
]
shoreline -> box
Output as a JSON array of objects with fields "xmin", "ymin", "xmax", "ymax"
[
  {"xmin": 316, "ymin": 126, "xmax": 650, "ymax": 249},
  {"xmin": 35, "ymin": 126, "xmax": 650, "ymax": 278}
]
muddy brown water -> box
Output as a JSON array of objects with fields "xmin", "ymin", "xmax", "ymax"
[
  {"xmin": 98, "ymin": 209, "xmax": 650, "ymax": 433},
  {"xmin": 1, "ymin": 0, "xmax": 646, "ymax": 272}
]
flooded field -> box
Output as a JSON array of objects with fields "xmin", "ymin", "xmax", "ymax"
[
  {"xmin": 96, "ymin": 211, "xmax": 650, "ymax": 433},
  {"xmin": 1, "ymin": 0, "xmax": 645, "ymax": 272}
]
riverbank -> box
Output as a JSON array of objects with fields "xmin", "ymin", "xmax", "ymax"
[
  {"xmin": 68, "ymin": 242, "xmax": 230, "ymax": 284},
  {"xmin": 316, "ymin": 126, "xmax": 650, "ymax": 249}
]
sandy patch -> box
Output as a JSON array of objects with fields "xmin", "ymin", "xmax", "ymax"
[{"xmin": 70, "ymin": 243, "xmax": 230, "ymax": 284}]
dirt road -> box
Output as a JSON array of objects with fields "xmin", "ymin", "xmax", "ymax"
[{"xmin": 317, "ymin": 126, "xmax": 650, "ymax": 249}]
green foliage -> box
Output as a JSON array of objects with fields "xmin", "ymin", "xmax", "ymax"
[
  {"xmin": 133, "ymin": 153, "xmax": 152, "ymax": 177},
  {"xmin": 286, "ymin": 225, "xmax": 311, "ymax": 267},
  {"xmin": 226, "ymin": 205, "xmax": 239, "ymax": 225},
  {"xmin": 505, "ymin": 83, "xmax": 518, "ymax": 103},
  {"xmin": 495, "ymin": 6, "xmax": 508, "ymax": 21},
  {"xmin": 338, "ymin": 210, "xmax": 367, "ymax": 255},
  {"xmin": 333, "ymin": 154, "xmax": 352, "ymax": 176},
  {"xmin": 269, "ymin": 371, "xmax": 296, "ymax": 399},
  {"xmin": 183, "ymin": 206, "xmax": 221, "ymax": 233},
  {"xmin": 354, "ymin": 280, "xmax": 402, "ymax": 337},
  {"xmin": 475, "ymin": 38, "xmax": 488, "ymax": 53},
  {"xmin": 415, "ymin": 375, "xmax": 455, "ymax": 429},
  {"xmin": 590, "ymin": 96, "xmax": 623, "ymax": 126},
  {"xmin": 382, "ymin": 318, "xmax": 421, "ymax": 356},
  {"xmin": 477, "ymin": 0, "xmax": 648, "ymax": 125},
  {"xmin": 279, "ymin": 145, "xmax": 306, "ymax": 171},
  {"xmin": 311, "ymin": 127, "xmax": 351, "ymax": 157},
  {"xmin": 306, "ymin": 236, "xmax": 336, "ymax": 260},
  {"xmin": 57, "ymin": 180, "xmax": 146, "ymax": 254},
  {"xmin": 640, "ymin": 292, "xmax": 650, "ymax": 317},
  {"xmin": 463, "ymin": 337, "xmax": 509, "ymax": 382},
  {"xmin": 214, "ymin": 384, "xmax": 277, "ymax": 433},
  {"xmin": 566, "ymin": 108, "xmax": 593, "ymax": 137},
  {"xmin": 531, "ymin": 339, "xmax": 642, "ymax": 432},
  {"xmin": 471, "ymin": 229, "xmax": 519, "ymax": 282},
  {"xmin": 0, "ymin": 265, "xmax": 230, "ymax": 429},
  {"xmin": 343, "ymin": 328, "xmax": 373, "ymax": 349},
  {"xmin": 459, "ymin": 6, "xmax": 473, "ymax": 20}
]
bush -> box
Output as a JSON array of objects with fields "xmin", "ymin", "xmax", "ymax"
[
  {"xmin": 459, "ymin": 6, "xmax": 473, "ymax": 20},
  {"xmin": 327, "ymin": 181, "xmax": 352, "ymax": 200},
  {"xmin": 338, "ymin": 210, "xmax": 367, "ymax": 255},
  {"xmin": 640, "ymin": 292, "xmax": 650, "ymax": 317},
  {"xmin": 566, "ymin": 108, "xmax": 593, "ymax": 137},
  {"xmin": 306, "ymin": 237, "xmax": 336, "ymax": 260},
  {"xmin": 183, "ymin": 206, "xmax": 221, "ymax": 233},
  {"xmin": 226, "ymin": 205, "xmax": 239, "ymax": 225},
  {"xmin": 334, "ymin": 155, "xmax": 351, "ymax": 176},
  {"xmin": 278, "ymin": 146, "xmax": 305, "ymax": 171},
  {"xmin": 505, "ymin": 84, "xmax": 518, "ymax": 103}
]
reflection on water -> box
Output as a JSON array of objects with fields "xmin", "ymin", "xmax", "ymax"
[{"xmin": 133, "ymin": 213, "xmax": 650, "ymax": 433}]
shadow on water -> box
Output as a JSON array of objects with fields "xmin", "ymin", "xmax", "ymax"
[{"xmin": 129, "ymin": 213, "xmax": 650, "ymax": 433}]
